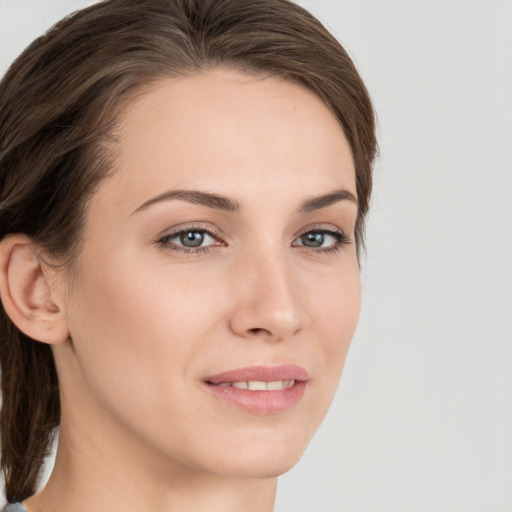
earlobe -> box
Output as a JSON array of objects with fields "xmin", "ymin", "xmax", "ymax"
[{"xmin": 0, "ymin": 234, "xmax": 70, "ymax": 345}]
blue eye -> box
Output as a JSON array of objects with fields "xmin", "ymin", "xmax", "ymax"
[
  {"xmin": 176, "ymin": 230, "xmax": 211, "ymax": 248},
  {"xmin": 300, "ymin": 232, "xmax": 329, "ymax": 247},
  {"xmin": 292, "ymin": 229, "xmax": 350, "ymax": 252},
  {"xmin": 158, "ymin": 227, "xmax": 219, "ymax": 253}
]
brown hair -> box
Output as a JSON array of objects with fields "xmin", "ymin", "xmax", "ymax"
[{"xmin": 0, "ymin": 0, "xmax": 376, "ymax": 503}]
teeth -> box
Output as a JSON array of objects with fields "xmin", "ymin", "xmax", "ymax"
[
  {"xmin": 248, "ymin": 381, "xmax": 266, "ymax": 391},
  {"xmin": 267, "ymin": 380, "xmax": 286, "ymax": 390},
  {"xmin": 216, "ymin": 380, "xmax": 295, "ymax": 390}
]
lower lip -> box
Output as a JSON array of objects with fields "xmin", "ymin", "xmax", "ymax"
[{"xmin": 204, "ymin": 381, "xmax": 307, "ymax": 414}]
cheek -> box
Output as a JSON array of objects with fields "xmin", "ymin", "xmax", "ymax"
[
  {"xmin": 63, "ymin": 254, "xmax": 222, "ymax": 420},
  {"xmin": 330, "ymin": 272, "xmax": 361, "ymax": 347},
  {"xmin": 312, "ymin": 266, "xmax": 361, "ymax": 388}
]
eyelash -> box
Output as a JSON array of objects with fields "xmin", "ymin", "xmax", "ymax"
[
  {"xmin": 156, "ymin": 224, "xmax": 223, "ymax": 255},
  {"xmin": 156, "ymin": 224, "xmax": 351, "ymax": 256},
  {"xmin": 292, "ymin": 226, "xmax": 351, "ymax": 255}
]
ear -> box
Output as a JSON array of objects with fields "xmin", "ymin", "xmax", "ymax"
[{"xmin": 0, "ymin": 234, "xmax": 69, "ymax": 345}]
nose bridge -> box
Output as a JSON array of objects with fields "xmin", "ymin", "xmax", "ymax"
[{"xmin": 229, "ymin": 241, "xmax": 307, "ymax": 340}]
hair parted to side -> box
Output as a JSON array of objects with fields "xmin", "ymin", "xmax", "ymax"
[{"xmin": 0, "ymin": 0, "xmax": 376, "ymax": 503}]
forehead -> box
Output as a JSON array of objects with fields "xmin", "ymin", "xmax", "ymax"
[{"xmin": 95, "ymin": 67, "xmax": 356, "ymax": 215}]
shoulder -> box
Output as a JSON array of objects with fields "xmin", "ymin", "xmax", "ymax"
[{"xmin": 2, "ymin": 504, "xmax": 28, "ymax": 512}]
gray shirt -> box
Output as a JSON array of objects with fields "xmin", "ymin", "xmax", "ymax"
[{"xmin": 2, "ymin": 504, "xmax": 28, "ymax": 512}]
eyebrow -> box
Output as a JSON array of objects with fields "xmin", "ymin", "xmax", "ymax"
[
  {"xmin": 131, "ymin": 189, "xmax": 240, "ymax": 215},
  {"xmin": 299, "ymin": 189, "xmax": 358, "ymax": 213},
  {"xmin": 131, "ymin": 188, "xmax": 357, "ymax": 216}
]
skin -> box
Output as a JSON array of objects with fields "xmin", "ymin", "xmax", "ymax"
[{"xmin": 13, "ymin": 67, "xmax": 360, "ymax": 512}]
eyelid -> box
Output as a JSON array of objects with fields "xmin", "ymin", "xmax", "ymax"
[
  {"xmin": 294, "ymin": 223, "xmax": 349, "ymax": 240},
  {"xmin": 155, "ymin": 223, "xmax": 226, "ymax": 255},
  {"xmin": 291, "ymin": 223, "xmax": 352, "ymax": 252},
  {"xmin": 156, "ymin": 223, "xmax": 225, "ymax": 242}
]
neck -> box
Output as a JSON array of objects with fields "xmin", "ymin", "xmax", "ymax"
[{"xmin": 25, "ymin": 414, "xmax": 277, "ymax": 512}]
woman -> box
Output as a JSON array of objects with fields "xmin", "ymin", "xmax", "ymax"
[{"xmin": 0, "ymin": 0, "xmax": 376, "ymax": 511}]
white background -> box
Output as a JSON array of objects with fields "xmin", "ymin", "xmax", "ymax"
[{"xmin": 1, "ymin": 1, "xmax": 511, "ymax": 511}]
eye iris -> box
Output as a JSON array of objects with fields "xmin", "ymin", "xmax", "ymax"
[
  {"xmin": 303, "ymin": 232, "xmax": 324, "ymax": 247},
  {"xmin": 180, "ymin": 231, "xmax": 204, "ymax": 247}
]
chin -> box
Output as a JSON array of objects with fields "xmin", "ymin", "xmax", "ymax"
[
  {"xmin": 212, "ymin": 452, "xmax": 303, "ymax": 480},
  {"xmin": 192, "ymin": 427, "xmax": 314, "ymax": 480}
]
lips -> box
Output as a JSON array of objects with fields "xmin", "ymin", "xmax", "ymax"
[
  {"xmin": 205, "ymin": 364, "xmax": 309, "ymax": 384},
  {"xmin": 203, "ymin": 365, "xmax": 309, "ymax": 414}
]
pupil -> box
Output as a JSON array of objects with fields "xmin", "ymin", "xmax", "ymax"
[
  {"xmin": 303, "ymin": 232, "xmax": 324, "ymax": 247},
  {"xmin": 180, "ymin": 231, "xmax": 204, "ymax": 247}
]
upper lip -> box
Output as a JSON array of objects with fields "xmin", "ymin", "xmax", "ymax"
[{"xmin": 204, "ymin": 364, "xmax": 309, "ymax": 384}]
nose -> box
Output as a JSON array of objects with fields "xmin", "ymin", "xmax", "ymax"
[{"xmin": 228, "ymin": 248, "xmax": 309, "ymax": 341}]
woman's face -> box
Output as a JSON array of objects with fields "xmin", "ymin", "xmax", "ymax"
[{"xmin": 55, "ymin": 67, "xmax": 360, "ymax": 479}]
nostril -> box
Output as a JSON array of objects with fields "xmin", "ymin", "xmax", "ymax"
[{"xmin": 248, "ymin": 327, "xmax": 270, "ymax": 336}]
